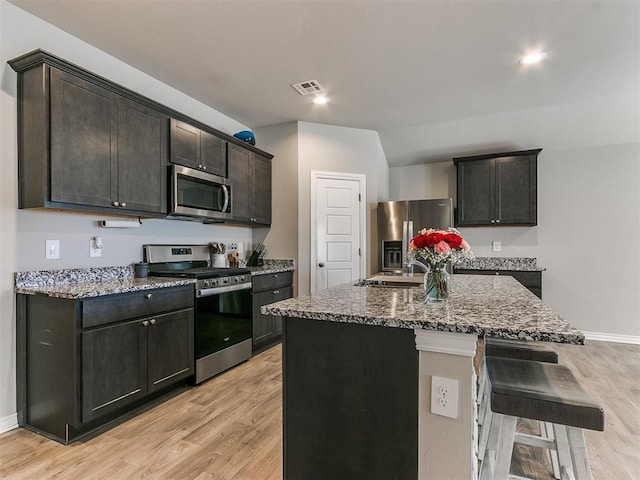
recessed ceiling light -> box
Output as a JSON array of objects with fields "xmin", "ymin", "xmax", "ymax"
[
  {"xmin": 520, "ymin": 51, "xmax": 547, "ymax": 65},
  {"xmin": 312, "ymin": 96, "xmax": 329, "ymax": 105}
]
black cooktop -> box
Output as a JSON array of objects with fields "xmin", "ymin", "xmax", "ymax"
[{"xmin": 152, "ymin": 266, "xmax": 250, "ymax": 279}]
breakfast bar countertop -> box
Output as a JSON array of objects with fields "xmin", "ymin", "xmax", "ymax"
[{"xmin": 263, "ymin": 274, "xmax": 584, "ymax": 344}]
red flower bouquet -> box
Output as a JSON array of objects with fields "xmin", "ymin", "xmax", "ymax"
[{"xmin": 407, "ymin": 227, "xmax": 473, "ymax": 301}]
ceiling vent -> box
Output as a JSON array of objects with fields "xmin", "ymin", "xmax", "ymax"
[{"xmin": 291, "ymin": 80, "xmax": 325, "ymax": 96}]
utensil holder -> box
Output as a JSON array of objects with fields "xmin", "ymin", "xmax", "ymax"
[{"xmin": 211, "ymin": 254, "xmax": 226, "ymax": 268}]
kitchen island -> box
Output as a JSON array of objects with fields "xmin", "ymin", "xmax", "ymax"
[{"xmin": 263, "ymin": 274, "xmax": 583, "ymax": 480}]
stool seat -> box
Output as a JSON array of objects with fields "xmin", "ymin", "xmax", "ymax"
[
  {"xmin": 485, "ymin": 337, "xmax": 559, "ymax": 363},
  {"xmin": 486, "ymin": 356, "xmax": 605, "ymax": 431}
]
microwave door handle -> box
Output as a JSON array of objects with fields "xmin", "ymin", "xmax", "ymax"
[{"xmin": 221, "ymin": 185, "xmax": 230, "ymax": 212}]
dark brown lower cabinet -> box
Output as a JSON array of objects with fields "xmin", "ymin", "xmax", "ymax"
[
  {"xmin": 17, "ymin": 285, "xmax": 194, "ymax": 444},
  {"xmin": 252, "ymin": 271, "xmax": 294, "ymax": 350},
  {"xmin": 453, "ymin": 269, "xmax": 542, "ymax": 299}
]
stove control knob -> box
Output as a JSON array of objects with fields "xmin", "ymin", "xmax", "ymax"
[
  {"xmin": 223, "ymin": 278, "xmax": 229, "ymax": 284},
  {"xmin": 205, "ymin": 280, "xmax": 211, "ymax": 287},
  {"xmin": 235, "ymin": 277, "xmax": 240, "ymax": 282}
]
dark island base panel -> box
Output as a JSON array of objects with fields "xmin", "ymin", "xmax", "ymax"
[{"xmin": 283, "ymin": 317, "xmax": 418, "ymax": 480}]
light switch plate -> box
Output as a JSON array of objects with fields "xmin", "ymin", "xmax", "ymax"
[
  {"xmin": 45, "ymin": 240, "xmax": 60, "ymax": 259},
  {"xmin": 492, "ymin": 241, "xmax": 502, "ymax": 252}
]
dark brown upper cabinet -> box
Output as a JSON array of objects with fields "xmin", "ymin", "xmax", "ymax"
[
  {"xmin": 9, "ymin": 49, "xmax": 273, "ymax": 221},
  {"xmin": 10, "ymin": 54, "xmax": 168, "ymax": 216},
  {"xmin": 170, "ymin": 119, "xmax": 227, "ymax": 177},
  {"xmin": 453, "ymin": 149, "xmax": 541, "ymax": 227},
  {"xmin": 227, "ymin": 144, "xmax": 272, "ymax": 226}
]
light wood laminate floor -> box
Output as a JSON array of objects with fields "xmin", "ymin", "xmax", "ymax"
[{"xmin": 0, "ymin": 340, "xmax": 638, "ymax": 479}]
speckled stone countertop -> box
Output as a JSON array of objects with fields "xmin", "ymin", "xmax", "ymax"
[
  {"xmin": 263, "ymin": 275, "xmax": 583, "ymax": 344},
  {"xmin": 15, "ymin": 266, "xmax": 195, "ymax": 299},
  {"xmin": 455, "ymin": 257, "xmax": 545, "ymax": 271},
  {"xmin": 249, "ymin": 259, "xmax": 295, "ymax": 276}
]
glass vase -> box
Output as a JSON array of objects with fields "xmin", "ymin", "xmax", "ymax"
[{"xmin": 424, "ymin": 265, "xmax": 450, "ymax": 302}]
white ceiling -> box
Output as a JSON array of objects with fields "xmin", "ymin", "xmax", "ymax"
[{"xmin": 9, "ymin": 0, "xmax": 640, "ymax": 166}]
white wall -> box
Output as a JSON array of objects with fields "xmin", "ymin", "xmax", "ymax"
[
  {"xmin": 388, "ymin": 98, "xmax": 640, "ymax": 339},
  {"xmin": 297, "ymin": 122, "xmax": 389, "ymax": 295},
  {"xmin": 253, "ymin": 122, "xmax": 300, "ymax": 293},
  {"xmin": 0, "ymin": 1, "xmax": 256, "ymax": 429}
]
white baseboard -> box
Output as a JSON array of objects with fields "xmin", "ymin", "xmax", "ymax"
[
  {"xmin": 0, "ymin": 413, "xmax": 18, "ymax": 434},
  {"xmin": 583, "ymin": 331, "xmax": 640, "ymax": 345}
]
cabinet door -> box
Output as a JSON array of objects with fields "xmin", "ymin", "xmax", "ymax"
[
  {"xmin": 227, "ymin": 143, "xmax": 252, "ymax": 222},
  {"xmin": 147, "ymin": 309, "xmax": 194, "ymax": 393},
  {"xmin": 82, "ymin": 319, "xmax": 147, "ymax": 422},
  {"xmin": 201, "ymin": 130, "xmax": 227, "ymax": 177},
  {"xmin": 496, "ymin": 155, "xmax": 536, "ymax": 225},
  {"xmin": 170, "ymin": 119, "xmax": 199, "ymax": 169},
  {"xmin": 251, "ymin": 153, "xmax": 272, "ymax": 225},
  {"xmin": 252, "ymin": 290, "xmax": 275, "ymax": 347},
  {"xmin": 456, "ymin": 159, "xmax": 495, "ymax": 226},
  {"xmin": 50, "ymin": 68, "xmax": 117, "ymax": 207},
  {"xmin": 272, "ymin": 286, "xmax": 293, "ymax": 336},
  {"xmin": 117, "ymin": 98, "xmax": 168, "ymax": 213}
]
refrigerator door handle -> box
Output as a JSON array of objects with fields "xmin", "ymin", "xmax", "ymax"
[{"xmin": 402, "ymin": 221, "xmax": 408, "ymax": 267}]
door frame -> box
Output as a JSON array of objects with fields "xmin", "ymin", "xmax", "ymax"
[{"xmin": 310, "ymin": 171, "xmax": 367, "ymax": 293}]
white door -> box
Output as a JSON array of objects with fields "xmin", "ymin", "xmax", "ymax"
[{"xmin": 311, "ymin": 173, "xmax": 366, "ymax": 292}]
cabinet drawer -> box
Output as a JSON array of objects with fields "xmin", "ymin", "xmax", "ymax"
[
  {"xmin": 252, "ymin": 271, "xmax": 293, "ymax": 293},
  {"xmin": 82, "ymin": 285, "xmax": 193, "ymax": 328}
]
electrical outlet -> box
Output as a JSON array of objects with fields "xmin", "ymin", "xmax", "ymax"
[
  {"xmin": 431, "ymin": 376, "xmax": 458, "ymax": 419},
  {"xmin": 45, "ymin": 240, "xmax": 60, "ymax": 259},
  {"xmin": 492, "ymin": 241, "xmax": 502, "ymax": 252},
  {"xmin": 90, "ymin": 237, "xmax": 102, "ymax": 257}
]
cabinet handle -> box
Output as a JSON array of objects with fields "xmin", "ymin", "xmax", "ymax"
[
  {"xmin": 318, "ymin": 262, "xmax": 325, "ymax": 267},
  {"xmin": 495, "ymin": 219, "xmax": 500, "ymax": 223},
  {"xmin": 495, "ymin": 272, "xmax": 500, "ymax": 276},
  {"xmin": 203, "ymin": 166, "xmax": 207, "ymax": 170},
  {"xmin": 145, "ymin": 293, "xmax": 153, "ymax": 299},
  {"xmin": 274, "ymin": 290, "xmax": 279, "ymax": 294},
  {"xmin": 142, "ymin": 320, "xmax": 149, "ymax": 327},
  {"xmin": 274, "ymin": 274, "xmax": 278, "ymax": 278},
  {"xmin": 150, "ymin": 318, "xmax": 156, "ymax": 325},
  {"xmin": 198, "ymin": 164, "xmax": 202, "ymax": 169},
  {"xmin": 112, "ymin": 201, "xmax": 120, "ymax": 207},
  {"xmin": 121, "ymin": 202, "xmax": 127, "ymax": 207},
  {"xmin": 490, "ymin": 219, "xmax": 495, "ymax": 224}
]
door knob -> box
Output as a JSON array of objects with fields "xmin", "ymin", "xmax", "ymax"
[{"xmin": 318, "ymin": 262, "xmax": 325, "ymax": 267}]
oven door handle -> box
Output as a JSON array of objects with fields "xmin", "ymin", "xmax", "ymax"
[{"xmin": 197, "ymin": 282, "xmax": 251, "ymax": 297}]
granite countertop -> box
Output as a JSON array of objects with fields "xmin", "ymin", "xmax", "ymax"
[
  {"xmin": 262, "ymin": 275, "xmax": 583, "ymax": 344},
  {"xmin": 248, "ymin": 259, "xmax": 295, "ymax": 276},
  {"xmin": 454, "ymin": 257, "xmax": 545, "ymax": 272},
  {"xmin": 15, "ymin": 266, "xmax": 195, "ymax": 299}
]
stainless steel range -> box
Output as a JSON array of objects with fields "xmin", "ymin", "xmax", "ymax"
[{"xmin": 144, "ymin": 244, "xmax": 252, "ymax": 384}]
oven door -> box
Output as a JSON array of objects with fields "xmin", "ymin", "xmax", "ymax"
[
  {"xmin": 195, "ymin": 286, "xmax": 252, "ymax": 360},
  {"xmin": 170, "ymin": 165, "xmax": 231, "ymax": 220}
]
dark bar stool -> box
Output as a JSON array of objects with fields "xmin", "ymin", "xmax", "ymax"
[
  {"xmin": 480, "ymin": 356, "xmax": 604, "ymax": 480},
  {"xmin": 478, "ymin": 338, "xmax": 561, "ymax": 476},
  {"xmin": 484, "ymin": 337, "xmax": 559, "ymax": 363}
]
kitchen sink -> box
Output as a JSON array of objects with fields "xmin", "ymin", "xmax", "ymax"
[{"xmin": 354, "ymin": 279, "xmax": 423, "ymax": 289}]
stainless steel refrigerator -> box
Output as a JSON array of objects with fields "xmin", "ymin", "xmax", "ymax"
[{"xmin": 377, "ymin": 199, "xmax": 454, "ymax": 273}]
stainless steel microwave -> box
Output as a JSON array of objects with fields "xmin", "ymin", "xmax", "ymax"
[{"xmin": 169, "ymin": 165, "xmax": 231, "ymax": 221}]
